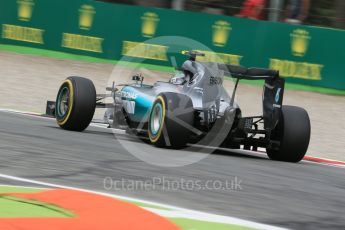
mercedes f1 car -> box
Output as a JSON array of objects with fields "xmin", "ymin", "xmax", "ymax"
[{"xmin": 50, "ymin": 51, "xmax": 310, "ymax": 163}]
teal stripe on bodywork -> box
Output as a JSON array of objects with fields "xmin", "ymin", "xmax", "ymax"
[{"xmin": 121, "ymin": 86, "xmax": 154, "ymax": 122}]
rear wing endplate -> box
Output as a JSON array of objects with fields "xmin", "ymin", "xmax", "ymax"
[{"xmin": 219, "ymin": 64, "xmax": 284, "ymax": 131}]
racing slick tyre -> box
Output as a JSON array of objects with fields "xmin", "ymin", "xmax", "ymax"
[
  {"xmin": 148, "ymin": 92, "xmax": 194, "ymax": 148},
  {"xmin": 267, "ymin": 105, "xmax": 310, "ymax": 163},
  {"xmin": 55, "ymin": 76, "xmax": 96, "ymax": 132}
]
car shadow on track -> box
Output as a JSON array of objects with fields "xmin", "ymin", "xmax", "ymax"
[
  {"xmin": 46, "ymin": 125, "xmax": 152, "ymax": 145},
  {"xmin": 187, "ymin": 145, "xmax": 267, "ymax": 160},
  {"xmin": 47, "ymin": 125, "xmax": 268, "ymax": 161}
]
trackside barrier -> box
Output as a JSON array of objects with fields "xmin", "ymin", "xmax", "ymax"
[{"xmin": 0, "ymin": 0, "xmax": 344, "ymax": 89}]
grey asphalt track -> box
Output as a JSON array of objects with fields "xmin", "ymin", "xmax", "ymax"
[{"xmin": 0, "ymin": 111, "xmax": 344, "ymax": 230}]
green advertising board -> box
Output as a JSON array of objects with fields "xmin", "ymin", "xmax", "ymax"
[{"xmin": 0, "ymin": 0, "xmax": 344, "ymax": 89}]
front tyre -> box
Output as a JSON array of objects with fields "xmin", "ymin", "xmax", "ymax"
[
  {"xmin": 148, "ymin": 93, "xmax": 194, "ymax": 148},
  {"xmin": 267, "ymin": 105, "xmax": 311, "ymax": 163},
  {"xmin": 56, "ymin": 76, "xmax": 96, "ymax": 131}
]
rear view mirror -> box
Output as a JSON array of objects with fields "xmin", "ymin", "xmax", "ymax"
[{"xmin": 132, "ymin": 74, "xmax": 144, "ymax": 85}]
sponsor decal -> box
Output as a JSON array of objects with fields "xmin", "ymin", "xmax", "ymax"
[
  {"xmin": 62, "ymin": 33, "xmax": 103, "ymax": 53},
  {"xmin": 2, "ymin": 24, "xmax": 44, "ymax": 44},
  {"xmin": 212, "ymin": 20, "xmax": 231, "ymax": 47},
  {"xmin": 121, "ymin": 91, "xmax": 138, "ymax": 100},
  {"xmin": 61, "ymin": 4, "xmax": 103, "ymax": 53},
  {"xmin": 2, "ymin": 0, "xmax": 45, "ymax": 44},
  {"xmin": 275, "ymin": 88, "xmax": 281, "ymax": 103},
  {"xmin": 209, "ymin": 76, "xmax": 223, "ymax": 85},
  {"xmin": 122, "ymin": 41, "xmax": 168, "ymax": 61},
  {"xmin": 196, "ymin": 50, "xmax": 242, "ymax": 65},
  {"xmin": 291, "ymin": 29, "xmax": 310, "ymax": 57},
  {"xmin": 270, "ymin": 29, "xmax": 323, "ymax": 81},
  {"xmin": 17, "ymin": 0, "xmax": 34, "ymax": 21},
  {"xmin": 121, "ymin": 90, "xmax": 139, "ymax": 114},
  {"xmin": 270, "ymin": 59, "xmax": 323, "ymax": 80},
  {"xmin": 79, "ymin": 5, "xmax": 95, "ymax": 30},
  {"xmin": 141, "ymin": 12, "xmax": 159, "ymax": 38}
]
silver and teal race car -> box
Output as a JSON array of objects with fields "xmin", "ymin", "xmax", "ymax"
[{"xmin": 51, "ymin": 51, "xmax": 310, "ymax": 163}]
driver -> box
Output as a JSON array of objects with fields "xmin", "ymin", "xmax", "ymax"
[
  {"xmin": 170, "ymin": 70, "xmax": 193, "ymax": 85},
  {"xmin": 171, "ymin": 60, "xmax": 197, "ymax": 85}
]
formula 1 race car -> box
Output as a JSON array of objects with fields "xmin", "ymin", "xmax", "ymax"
[{"xmin": 50, "ymin": 51, "xmax": 310, "ymax": 163}]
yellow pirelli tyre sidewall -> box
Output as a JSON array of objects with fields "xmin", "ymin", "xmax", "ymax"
[
  {"xmin": 149, "ymin": 96, "xmax": 166, "ymax": 143},
  {"xmin": 57, "ymin": 79, "xmax": 74, "ymax": 126}
]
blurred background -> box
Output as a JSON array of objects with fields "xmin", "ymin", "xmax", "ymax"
[{"xmin": 99, "ymin": 0, "xmax": 345, "ymax": 29}]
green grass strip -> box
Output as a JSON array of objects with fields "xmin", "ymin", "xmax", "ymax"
[
  {"xmin": 171, "ymin": 218, "xmax": 255, "ymax": 230},
  {"xmin": 0, "ymin": 185, "xmax": 42, "ymax": 193},
  {"xmin": 0, "ymin": 195, "xmax": 74, "ymax": 218},
  {"xmin": 0, "ymin": 44, "xmax": 343, "ymax": 95},
  {"xmin": 0, "ymin": 185, "xmax": 257, "ymax": 228}
]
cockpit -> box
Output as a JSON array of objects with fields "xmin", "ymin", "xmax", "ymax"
[{"xmin": 170, "ymin": 60, "xmax": 204, "ymax": 85}]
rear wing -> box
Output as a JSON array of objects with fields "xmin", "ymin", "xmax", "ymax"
[
  {"xmin": 219, "ymin": 63, "xmax": 285, "ymax": 131},
  {"xmin": 218, "ymin": 64, "xmax": 279, "ymax": 79}
]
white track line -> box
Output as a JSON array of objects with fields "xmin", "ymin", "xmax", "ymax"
[{"xmin": 0, "ymin": 173, "xmax": 286, "ymax": 230}]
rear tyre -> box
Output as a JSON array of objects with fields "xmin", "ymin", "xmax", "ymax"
[
  {"xmin": 148, "ymin": 93, "xmax": 194, "ymax": 148},
  {"xmin": 267, "ymin": 105, "xmax": 310, "ymax": 162},
  {"xmin": 56, "ymin": 76, "xmax": 96, "ymax": 131}
]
